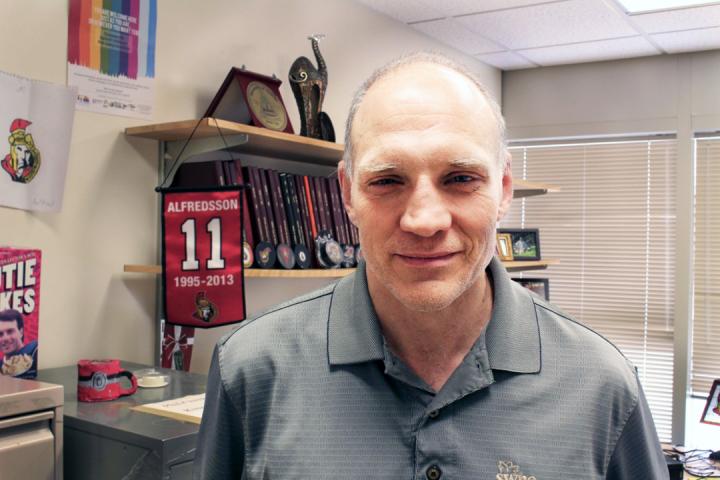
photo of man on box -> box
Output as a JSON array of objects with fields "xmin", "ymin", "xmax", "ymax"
[{"xmin": 0, "ymin": 309, "xmax": 38, "ymax": 379}]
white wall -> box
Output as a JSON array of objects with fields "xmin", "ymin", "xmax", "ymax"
[
  {"xmin": 0, "ymin": 0, "xmax": 500, "ymax": 374},
  {"xmin": 502, "ymin": 50, "xmax": 720, "ymax": 444},
  {"xmin": 503, "ymin": 50, "xmax": 720, "ymax": 139}
]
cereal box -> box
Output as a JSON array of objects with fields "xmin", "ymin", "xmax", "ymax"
[{"xmin": 0, "ymin": 247, "xmax": 41, "ymax": 378}]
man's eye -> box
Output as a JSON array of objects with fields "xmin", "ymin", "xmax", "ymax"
[
  {"xmin": 370, "ymin": 178, "xmax": 399, "ymax": 186},
  {"xmin": 447, "ymin": 175, "xmax": 476, "ymax": 184}
]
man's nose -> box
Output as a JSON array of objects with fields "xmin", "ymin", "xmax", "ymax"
[{"xmin": 399, "ymin": 180, "xmax": 452, "ymax": 237}]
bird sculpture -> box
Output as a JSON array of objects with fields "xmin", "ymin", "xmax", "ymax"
[{"xmin": 289, "ymin": 34, "xmax": 334, "ymax": 141}]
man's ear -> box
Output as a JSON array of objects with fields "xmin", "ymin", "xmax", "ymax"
[
  {"xmin": 337, "ymin": 160, "xmax": 356, "ymax": 225},
  {"xmin": 496, "ymin": 152, "xmax": 513, "ymax": 222}
]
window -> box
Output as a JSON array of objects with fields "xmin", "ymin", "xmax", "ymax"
[
  {"xmin": 502, "ymin": 139, "xmax": 676, "ymax": 442},
  {"xmin": 692, "ymin": 137, "xmax": 720, "ymax": 397}
]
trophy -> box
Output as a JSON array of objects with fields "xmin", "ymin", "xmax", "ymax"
[{"xmin": 289, "ymin": 35, "xmax": 335, "ymax": 142}]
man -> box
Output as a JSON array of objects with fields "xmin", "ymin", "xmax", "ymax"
[
  {"xmin": 194, "ymin": 53, "xmax": 668, "ymax": 479},
  {"xmin": 0, "ymin": 309, "xmax": 38, "ymax": 378},
  {"xmin": 0, "ymin": 309, "xmax": 24, "ymax": 355}
]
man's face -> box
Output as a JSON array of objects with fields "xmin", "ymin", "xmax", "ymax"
[
  {"xmin": 0, "ymin": 320, "xmax": 23, "ymax": 354},
  {"xmin": 340, "ymin": 63, "xmax": 512, "ymax": 313}
]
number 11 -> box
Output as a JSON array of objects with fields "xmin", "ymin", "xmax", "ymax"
[{"xmin": 181, "ymin": 217, "xmax": 225, "ymax": 271}]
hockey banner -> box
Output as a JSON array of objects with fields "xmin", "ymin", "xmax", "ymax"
[
  {"xmin": 0, "ymin": 248, "xmax": 41, "ymax": 379},
  {"xmin": 162, "ymin": 188, "xmax": 246, "ymax": 328}
]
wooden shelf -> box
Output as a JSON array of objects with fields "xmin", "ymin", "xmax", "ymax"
[
  {"xmin": 124, "ymin": 119, "xmax": 559, "ymax": 277},
  {"xmin": 123, "ymin": 264, "xmax": 354, "ymax": 278},
  {"xmin": 124, "ymin": 260, "xmax": 558, "ymax": 276},
  {"xmin": 125, "ymin": 118, "xmax": 559, "ymax": 196},
  {"xmin": 513, "ymin": 179, "xmax": 560, "ymax": 198},
  {"xmin": 504, "ymin": 259, "xmax": 559, "ymax": 272},
  {"xmin": 125, "ymin": 118, "xmax": 344, "ymax": 167}
]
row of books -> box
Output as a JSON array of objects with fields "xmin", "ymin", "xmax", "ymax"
[{"xmin": 173, "ymin": 160, "xmax": 360, "ymax": 269}]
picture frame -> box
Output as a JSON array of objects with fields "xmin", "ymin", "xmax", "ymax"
[
  {"xmin": 496, "ymin": 233, "xmax": 514, "ymax": 261},
  {"xmin": 512, "ymin": 277, "xmax": 549, "ymax": 300},
  {"xmin": 497, "ymin": 228, "xmax": 541, "ymax": 261},
  {"xmin": 204, "ymin": 67, "xmax": 294, "ymax": 134},
  {"xmin": 700, "ymin": 379, "xmax": 720, "ymax": 426}
]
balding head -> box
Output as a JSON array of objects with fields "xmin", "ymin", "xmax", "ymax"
[{"xmin": 342, "ymin": 52, "xmax": 507, "ymax": 180}]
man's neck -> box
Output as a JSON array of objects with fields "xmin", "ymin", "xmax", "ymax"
[{"xmin": 368, "ymin": 271, "xmax": 494, "ymax": 392}]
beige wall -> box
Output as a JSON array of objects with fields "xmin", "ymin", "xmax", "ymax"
[
  {"xmin": 503, "ymin": 50, "xmax": 720, "ymax": 139},
  {"xmin": 0, "ymin": 0, "xmax": 500, "ymax": 374}
]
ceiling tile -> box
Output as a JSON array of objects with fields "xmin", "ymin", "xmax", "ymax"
[
  {"xmin": 354, "ymin": 0, "xmax": 443, "ymax": 23},
  {"xmin": 651, "ymin": 27, "xmax": 720, "ymax": 52},
  {"xmin": 629, "ymin": 4, "xmax": 720, "ymax": 33},
  {"xmin": 413, "ymin": 18, "xmax": 504, "ymax": 54},
  {"xmin": 518, "ymin": 36, "xmax": 661, "ymax": 66},
  {"xmin": 456, "ymin": 0, "xmax": 640, "ymax": 49},
  {"xmin": 475, "ymin": 51, "xmax": 538, "ymax": 70},
  {"xmin": 426, "ymin": 0, "xmax": 567, "ymax": 17}
]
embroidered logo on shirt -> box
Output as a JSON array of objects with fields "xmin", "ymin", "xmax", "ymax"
[{"xmin": 496, "ymin": 461, "xmax": 536, "ymax": 480}]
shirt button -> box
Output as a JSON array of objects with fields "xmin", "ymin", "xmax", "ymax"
[
  {"xmin": 428, "ymin": 409, "xmax": 440, "ymax": 419},
  {"xmin": 426, "ymin": 465, "xmax": 442, "ymax": 480}
]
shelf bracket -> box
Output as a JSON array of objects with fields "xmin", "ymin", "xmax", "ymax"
[{"xmin": 158, "ymin": 133, "xmax": 249, "ymax": 189}]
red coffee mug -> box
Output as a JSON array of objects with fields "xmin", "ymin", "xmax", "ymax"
[{"xmin": 77, "ymin": 359, "xmax": 138, "ymax": 402}]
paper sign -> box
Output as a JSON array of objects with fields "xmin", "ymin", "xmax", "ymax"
[
  {"xmin": 0, "ymin": 71, "xmax": 76, "ymax": 212},
  {"xmin": 68, "ymin": 0, "xmax": 157, "ymax": 119}
]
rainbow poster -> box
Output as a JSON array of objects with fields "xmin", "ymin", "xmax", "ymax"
[{"xmin": 67, "ymin": 0, "xmax": 157, "ymax": 119}]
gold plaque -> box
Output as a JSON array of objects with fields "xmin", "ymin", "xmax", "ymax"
[
  {"xmin": 205, "ymin": 67, "xmax": 294, "ymax": 134},
  {"xmin": 246, "ymin": 81, "xmax": 288, "ymax": 131}
]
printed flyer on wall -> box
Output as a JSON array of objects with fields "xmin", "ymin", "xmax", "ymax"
[
  {"xmin": 0, "ymin": 71, "xmax": 76, "ymax": 212},
  {"xmin": 67, "ymin": 0, "xmax": 157, "ymax": 119},
  {"xmin": 0, "ymin": 248, "xmax": 41, "ymax": 379}
]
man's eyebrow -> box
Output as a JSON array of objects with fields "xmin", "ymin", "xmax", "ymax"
[
  {"xmin": 448, "ymin": 157, "xmax": 490, "ymax": 169},
  {"xmin": 358, "ymin": 162, "xmax": 400, "ymax": 175},
  {"xmin": 357, "ymin": 157, "xmax": 491, "ymax": 175}
]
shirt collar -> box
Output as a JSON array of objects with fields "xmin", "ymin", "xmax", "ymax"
[
  {"xmin": 327, "ymin": 258, "xmax": 541, "ymax": 374},
  {"xmin": 485, "ymin": 257, "xmax": 541, "ymax": 374},
  {"xmin": 327, "ymin": 260, "xmax": 385, "ymax": 365}
]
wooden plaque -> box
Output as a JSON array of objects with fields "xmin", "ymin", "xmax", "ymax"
[{"xmin": 205, "ymin": 67, "xmax": 294, "ymax": 134}]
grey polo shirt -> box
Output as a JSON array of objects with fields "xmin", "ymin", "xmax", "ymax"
[{"xmin": 194, "ymin": 258, "xmax": 668, "ymax": 479}]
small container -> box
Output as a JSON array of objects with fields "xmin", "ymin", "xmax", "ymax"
[{"xmin": 134, "ymin": 369, "xmax": 170, "ymax": 388}]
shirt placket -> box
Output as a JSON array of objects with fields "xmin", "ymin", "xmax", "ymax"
[{"xmin": 382, "ymin": 335, "xmax": 495, "ymax": 480}]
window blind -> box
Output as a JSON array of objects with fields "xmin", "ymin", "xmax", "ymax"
[
  {"xmin": 502, "ymin": 140, "xmax": 676, "ymax": 442},
  {"xmin": 692, "ymin": 138, "xmax": 720, "ymax": 397}
]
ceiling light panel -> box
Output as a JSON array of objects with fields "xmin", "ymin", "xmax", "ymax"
[
  {"xmin": 615, "ymin": 0, "xmax": 720, "ymax": 13},
  {"xmin": 456, "ymin": 0, "xmax": 639, "ymax": 50}
]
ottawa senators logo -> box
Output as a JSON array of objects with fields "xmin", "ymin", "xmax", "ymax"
[
  {"xmin": 2, "ymin": 119, "xmax": 41, "ymax": 183},
  {"xmin": 192, "ymin": 291, "xmax": 218, "ymax": 323}
]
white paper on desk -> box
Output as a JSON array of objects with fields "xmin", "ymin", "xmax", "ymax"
[
  {"xmin": 0, "ymin": 71, "xmax": 76, "ymax": 212},
  {"xmin": 134, "ymin": 393, "xmax": 205, "ymax": 423}
]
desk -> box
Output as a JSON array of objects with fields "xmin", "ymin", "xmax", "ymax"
[
  {"xmin": 0, "ymin": 376, "xmax": 63, "ymax": 479},
  {"xmin": 37, "ymin": 362, "xmax": 206, "ymax": 480}
]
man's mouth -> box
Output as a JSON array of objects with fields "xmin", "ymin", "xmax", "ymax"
[{"xmin": 395, "ymin": 251, "xmax": 460, "ymax": 267}]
